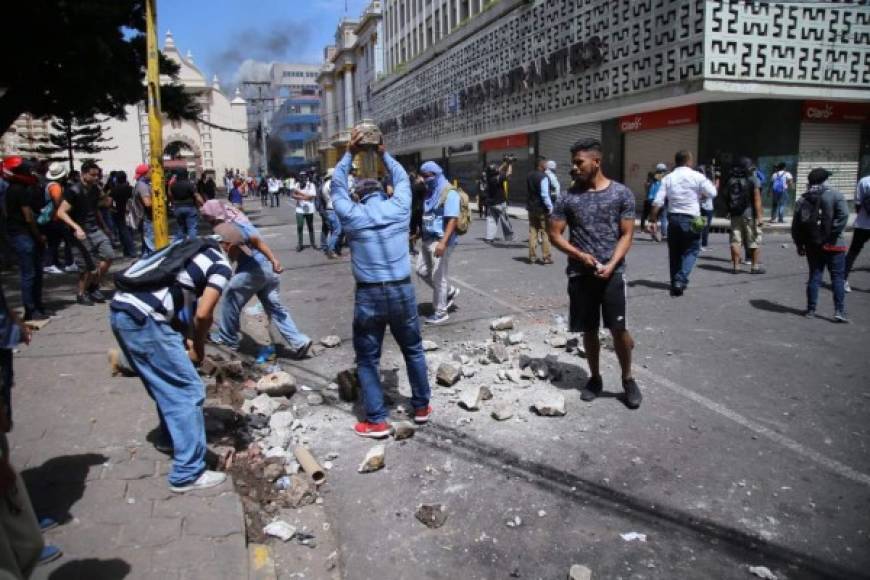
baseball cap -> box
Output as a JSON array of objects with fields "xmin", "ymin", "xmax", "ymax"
[
  {"xmin": 213, "ymin": 223, "xmax": 252, "ymax": 256},
  {"xmin": 134, "ymin": 163, "xmax": 150, "ymax": 179},
  {"xmin": 655, "ymin": 163, "xmax": 667, "ymax": 172}
]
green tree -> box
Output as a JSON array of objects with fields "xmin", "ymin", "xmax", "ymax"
[
  {"xmin": 22, "ymin": 115, "xmax": 118, "ymax": 168},
  {"xmin": 0, "ymin": 0, "xmax": 200, "ymax": 135}
]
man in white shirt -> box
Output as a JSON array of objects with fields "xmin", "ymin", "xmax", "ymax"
[
  {"xmin": 290, "ymin": 172, "xmax": 317, "ymax": 252},
  {"xmin": 647, "ymin": 150, "xmax": 717, "ymax": 296},
  {"xmin": 267, "ymin": 176, "xmax": 281, "ymax": 208},
  {"xmin": 845, "ymin": 174, "xmax": 870, "ymax": 293},
  {"xmin": 769, "ymin": 162, "xmax": 794, "ymax": 223}
]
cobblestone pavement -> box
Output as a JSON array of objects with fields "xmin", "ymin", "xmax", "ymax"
[{"xmin": 6, "ymin": 274, "xmax": 248, "ymax": 580}]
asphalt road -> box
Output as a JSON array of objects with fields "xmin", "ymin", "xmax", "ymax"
[{"xmin": 238, "ymin": 204, "xmax": 870, "ymax": 580}]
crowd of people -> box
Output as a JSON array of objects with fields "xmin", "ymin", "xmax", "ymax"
[{"xmin": 1, "ymin": 130, "xmax": 868, "ymax": 576}]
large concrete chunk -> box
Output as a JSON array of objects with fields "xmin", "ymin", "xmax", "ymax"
[
  {"xmin": 256, "ymin": 371, "xmax": 296, "ymax": 397},
  {"xmin": 490, "ymin": 316, "xmax": 514, "ymax": 331},
  {"xmin": 436, "ymin": 362, "xmax": 461, "ymax": 386},
  {"xmin": 242, "ymin": 394, "xmax": 280, "ymax": 417},
  {"xmin": 568, "ymin": 564, "xmax": 592, "ymax": 580},
  {"xmin": 487, "ymin": 343, "xmax": 510, "ymax": 364},
  {"xmin": 336, "ymin": 368, "xmax": 359, "ymax": 402},
  {"xmin": 415, "ymin": 503, "xmax": 448, "ymax": 528},
  {"xmin": 491, "ymin": 404, "xmax": 514, "ymax": 421},
  {"xmin": 358, "ymin": 445, "xmax": 386, "ymax": 473},
  {"xmin": 533, "ymin": 394, "xmax": 566, "ymax": 416},
  {"xmin": 320, "ymin": 335, "xmax": 341, "ymax": 348},
  {"xmin": 458, "ymin": 386, "xmax": 482, "ymax": 411}
]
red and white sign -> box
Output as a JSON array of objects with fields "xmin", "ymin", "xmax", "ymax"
[
  {"xmin": 619, "ymin": 105, "xmax": 698, "ymax": 133},
  {"xmin": 802, "ymin": 100, "xmax": 870, "ymax": 123},
  {"xmin": 480, "ymin": 133, "xmax": 529, "ymax": 152}
]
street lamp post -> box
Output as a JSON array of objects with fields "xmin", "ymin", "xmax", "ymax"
[{"xmin": 145, "ymin": 0, "xmax": 170, "ymax": 250}]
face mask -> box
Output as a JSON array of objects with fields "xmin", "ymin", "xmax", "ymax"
[{"xmin": 424, "ymin": 176, "xmax": 436, "ymax": 185}]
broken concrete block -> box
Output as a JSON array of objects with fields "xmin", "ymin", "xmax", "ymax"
[
  {"xmin": 505, "ymin": 369, "xmax": 522, "ymax": 383},
  {"xmin": 436, "ymin": 362, "xmax": 461, "ymax": 387},
  {"xmin": 415, "ymin": 503, "xmax": 447, "ymax": 528},
  {"xmin": 320, "ymin": 335, "xmax": 341, "ymax": 348},
  {"xmin": 393, "ymin": 421, "xmax": 416, "ymax": 441},
  {"xmin": 242, "ymin": 394, "xmax": 280, "ymax": 417},
  {"xmin": 490, "ymin": 316, "xmax": 514, "ymax": 331},
  {"xmin": 268, "ymin": 411, "xmax": 294, "ymax": 431},
  {"xmin": 533, "ymin": 394, "xmax": 566, "ymax": 416},
  {"xmin": 422, "ymin": 340, "xmax": 439, "ymax": 351},
  {"xmin": 507, "ymin": 332, "xmax": 525, "ymax": 345},
  {"xmin": 358, "ymin": 445, "xmax": 386, "ymax": 473},
  {"xmin": 568, "ymin": 564, "xmax": 592, "ymax": 580},
  {"xmin": 256, "ymin": 371, "xmax": 296, "ymax": 397},
  {"xmin": 488, "ymin": 344, "xmax": 509, "ymax": 364},
  {"xmin": 336, "ymin": 368, "xmax": 359, "ymax": 402},
  {"xmin": 462, "ymin": 366, "xmax": 476, "ymax": 378},
  {"xmin": 458, "ymin": 386, "xmax": 482, "ymax": 411},
  {"xmin": 480, "ymin": 386, "xmax": 493, "ymax": 400},
  {"xmin": 491, "ymin": 404, "xmax": 513, "ymax": 421},
  {"xmin": 263, "ymin": 520, "xmax": 296, "ymax": 542},
  {"xmin": 549, "ymin": 335, "xmax": 567, "ymax": 348},
  {"xmin": 264, "ymin": 427, "xmax": 292, "ymax": 450},
  {"xmin": 748, "ymin": 566, "xmax": 777, "ymax": 580}
]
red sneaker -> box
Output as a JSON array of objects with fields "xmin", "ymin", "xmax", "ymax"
[
  {"xmin": 354, "ymin": 421, "xmax": 391, "ymax": 439},
  {"xmin": 414, "ymin": 405, "xmax": 433, "ymax": 424}
]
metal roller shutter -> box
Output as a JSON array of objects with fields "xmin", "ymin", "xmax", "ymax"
[
  {"xmin": 446, "ymin": 153, "xmax": 481, "ymax": 195},
  {"xmin": 538, "ymin": 123, "xmax": 601, "ymax": 194},
  {"xmin": 624, "ymin": 125, "xmax": 698, "ymax": 206},
  {"xmin": 486, "ymin": 147, "xmax": 530, "ymax": 205},
  {"xmin": 797, "ymin": 122, "xmax": 860, "ymax": 200}
]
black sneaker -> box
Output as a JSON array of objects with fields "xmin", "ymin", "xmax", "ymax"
[
  {"xmin": 77, "ymin": 293, "xmax": 95, "ymax": 306},
  {"xmin": 89, "ymin": 289, "xmax": 107, "ymax": 303},
  {"xmin": 834, "ymin": 311, "xmax": 850, "ymax": 324},
  {"xmin": 296, "ymin": 245, "xmax": 304, "ymax": 252},
  {"xmin": 580, "ymin": 375, "xmax": 603, "ymax": 401},
  {"xmin": 669, "ymin": 286, "xmax": 684, "ymax": 297},
  {"xmin": 622, "ymin": 378, "xmax": 642, "ymax": 409},
  {"xmin": 804, "ymin": 309, "xmax": 816, "ymax": 319},
  {"xmin": 290, "ymin": 340, "xmax": 312, "ymax": 359},
  {"xmin": 23, "ymin": 310, "xmax": 50, "ymax": 322}
]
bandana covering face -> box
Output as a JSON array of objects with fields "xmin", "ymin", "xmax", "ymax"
[
  {"xmin": 420, "ymin": 161, "xmax": 450, "ymax": 203},
  {"xmin": 201, "ymin": 199, "xmax": 251, "ymax": 225}
]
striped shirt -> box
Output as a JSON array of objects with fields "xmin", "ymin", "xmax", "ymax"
[{"xmin": 110, "ymin": 247, "xmax": 232, "ymax": 326}]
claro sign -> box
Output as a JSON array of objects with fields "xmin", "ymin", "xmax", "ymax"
[
  {"xmin": 619, "ymin": 105, "xmax": 698, "ymax": 133},
  {"xmin": 380, "ymin": 36, "xmax": 607, "ymax": 134},
  {"xmin": 802, "ymin": 100, "xmax": 870, "ymax": 123}
]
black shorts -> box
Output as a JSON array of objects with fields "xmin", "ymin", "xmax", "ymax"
[{"xmin": 568, "ymin": 272, "xmax": 627, "ymax": 332}]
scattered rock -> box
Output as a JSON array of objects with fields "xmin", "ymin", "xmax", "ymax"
[
  {"xmin": 505, "ymin": 369, "xmax": 522, "ymax": 383},
  {"xmin": 533, "ymin": 394, "xmax": 566, "ymax": 417},
  {"xmin": 264, "ymin": 427, "xmax": 292, "ymax": 450},
  {"xmin": 263, "ymin": 520, "xmax": 296, "ymax": 542},
  {"xmin": 530, "ymin": 360, "xmax": 550, "ymax": 380},
  {"xmin": 507, "ymin": 332, "xmax": 524, "ymax": 345},
  {"xmin": 436, "ymin": 362, "xmax": 461, "ymax": 386},
  {"xmin": 306, "ymin": 393, "xmax": 324, "ymax": 406},
  {"xmin": 748, "ymin": 566, "xmax": 777, "ymax": 580},
  {"xmin": 284, "ymin": 475, "xmax": 317, "ymax": 508},
  {"xmin": 326, "ymin": 382, "xmax": 339, "ymax": 391},
  {"xmin": 393, "ymin": 421, "xmax": 416, "ymax": 441},
  {"xmin": 505, "ymin": 515, "xmax": 523, "ymax": 527},
  {"xmin": 480, "ymin": 386, "xmax": 493, "ymax": 400},
  {"xmin": 619, "ymin": 531, "xmax": 647, "ymax": 542},
  {"xmin": 415, "ymin": 503, "xmax": 448, "ymax": 528},
  {"xmin": 336, "ymin": 369, "xmax": 360, "ymax": 402},
  {"xmin": 242, "ymin": 394, "xmax": 280, "ymax": 417},
  {"xmin": 263, "ymin": 463, "xmax": 284, "ymax": 481},
  {"xmin": 549, "ymin": 335, "xmax": 567, "ymax": 348},
  {"xmin": 488, "ymin": 343, "xmax": 510, "ymax": 364},
  {"xmin": 422, "ymin": 340, "xmax": 439, "ymax": 351},
  {"xmin": 269, "ymin": 411, "xmax": 295, "ymax": 431},
  {"xmin": 309, "ymin": 344, "xmax": 326, "ymax": 356},
  {"xmin": 320, "ymin": 335, "xmax": 341, "ymax": 348},
  {"xmin": 491, "ymin": 404, "xmax": 514, "ymax": 421},
  {"xmin": 458, "ymin": 386, "xmax": 483, "ymax": 411},
  {"xmin": 568, "ymin": 564, "xmax": 592, "ymax": 580},
  {"xmin": 490, "ymin": 316, "xmax": 514, "ymax": 331},
  {"xmin": 461, "ymin": 366, "xmax": 476, "ymax": 378},
  {"xmin": 520, "ymin": 367, "xmax": 534, "ymax": 380},
  {"xmin": 256, "ymin": 371, "xmax": 296, "ymax": 397},
  {"xmin": 358, "ymin": 445, "xmax": 386, "ymax": 473}
]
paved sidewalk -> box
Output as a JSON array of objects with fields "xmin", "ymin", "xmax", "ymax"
[{"xmin": 6, "ymin": 284, "xmax": 249, "ymax": 579}]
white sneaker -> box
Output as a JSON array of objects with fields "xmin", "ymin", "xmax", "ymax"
[
  {"xmin": 169, "ymin": 470, "xmax": 226, "ymax": 493},
  {"xmin": 844, "ymin": 280, "xmax": 852, "ymax": 293},
  {"xmin": 64, "ymin": 264, "xmax": 80, "ymax": 273},
  {"xmin": 425, "ymin": 312, "xmax": 450, "ymax": 325},
  {"xmin": 43, "ymin": 265, "xmax": 63, "ymax": 275},
  {"xmin": 446, "ymin": 287, "xmax": 460, "ymax": 310}
]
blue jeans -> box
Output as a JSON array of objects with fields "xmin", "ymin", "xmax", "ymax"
[
  {"xmin": 700, "ymin": 208, "xmax": 714, "ymax": 247},
  {"xmin": 10, "ymin": 234, "xmax": 44, "ymax": 312},
  {"xmin": 806, "ymin": 248, "xmax": 846, "ymax": 314},
  {"xmin": 772, "ymin": 192, "xmax": 788, "ymax": 223},
  {"xmin": 353, "ymin": 282, "xmax": 430, "ymax": 423},
  {"xmin": 667, "ymin": 214, "xmax": 702, "ymax": 288},
  {"xmin": 215, "ymin": 260, "xmax": 310, "ymax": 350},
  {"xmin": 326, "ymin": 211, "xmax": 342, "ymax": 253},
  {"xmin": 173, "ymin": 206, "xmax": 199, "ymax": 241},
  {"xmin": 141, "ymin": 219, "xmax": 155, "ymax": 257},
  {"xmin": 109, "ymin": 310, "xmax": 206, "ymax": 486}
]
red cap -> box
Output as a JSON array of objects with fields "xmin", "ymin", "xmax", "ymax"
[{"xmin": 134, "ymin": 163, "xmax": 150, "ymax": 179}]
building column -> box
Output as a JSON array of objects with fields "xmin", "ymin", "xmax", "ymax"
[
  {"xmin": 343, "ymin": 66, "xmax": 355, "ymax": 129},
  {"xmin": 323, "ymin": 83, "xmax": 335, "ymax": 140}
]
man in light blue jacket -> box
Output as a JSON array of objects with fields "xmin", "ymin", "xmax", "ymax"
[{"xmin": 331, "ymin": 130, "xmax": 432, "ymax": 439}]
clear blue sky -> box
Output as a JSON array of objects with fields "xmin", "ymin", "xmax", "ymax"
[{"xmin": 159, "ymin": 0, "xmax": 370, "ymax": 85}]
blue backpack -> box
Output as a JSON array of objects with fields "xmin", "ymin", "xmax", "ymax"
[{"xmin": 772, "ymin": 172, "xmax": 788, "ymax": 195}]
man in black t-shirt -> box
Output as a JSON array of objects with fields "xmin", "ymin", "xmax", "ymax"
[
  {"xmin": 57, "ymin": 161, "xmax": 114, "ymax": 305},
  {"xmin": 168, "ymin": 170, "xmax": 202, "ymax": 241},
  {"xmin": 3, "ymin": 158, "xmax": 49, "ymax": 320},
  {"xmin": 109, "ymin": 171, "xmax": 136, "ymax": 257},
  {"xmin": 548, "ymin": 138, "xmax": 642, "ymax": 410}
]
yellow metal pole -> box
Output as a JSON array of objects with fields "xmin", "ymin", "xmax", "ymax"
[{"xmin": 146, "ymin": 0, "xmax": 169, "ymax": 249}]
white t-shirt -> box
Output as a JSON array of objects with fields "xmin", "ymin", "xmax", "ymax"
[
  {"xmin": 771, "ymin": 170, "xmax": 793, "ymax": 192},
  {"xmin": 267, "ymin": 178, "xmax": 280, "ymax": 194},
  {"xmin": 295, "ymin": 182, "xmax": 316, "ymax": 215},
  {"xmin": 654, "ymin": 166, "xmax": 717, "ymax": 217}
]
